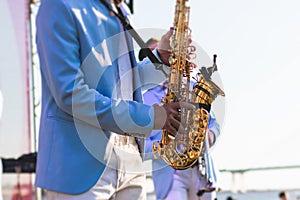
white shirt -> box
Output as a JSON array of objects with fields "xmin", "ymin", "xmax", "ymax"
[{"xmin": 112, "ymin": 3, "xmax": 133, "ymax": 101}]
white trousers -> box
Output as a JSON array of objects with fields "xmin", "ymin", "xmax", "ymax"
[
  {"xmin": 46, "ymin": 134, "xmax": 146, "ymax": 200},
  {"xmin": 165, "ymin": 167, "xmax": 216, "ymax": 200}
]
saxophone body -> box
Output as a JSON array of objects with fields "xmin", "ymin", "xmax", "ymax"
[{"xmin": 152, "ymin": 0, "xmax": 225, "ymax": 170}]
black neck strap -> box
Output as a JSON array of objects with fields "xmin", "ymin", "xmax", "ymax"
[{"xmin": 99, "ymin": 0, "xmax": 168, "ymax": 77}]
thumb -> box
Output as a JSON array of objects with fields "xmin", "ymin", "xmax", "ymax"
[{"xmin": 165, "ymin": 27, "xmax": 174, "ymax": 38}]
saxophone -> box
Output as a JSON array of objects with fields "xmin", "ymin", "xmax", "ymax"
[{"xmin": 152, "ymin": 0, "xmax": 225, "ymax": 170}]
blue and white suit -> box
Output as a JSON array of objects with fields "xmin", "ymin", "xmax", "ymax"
[{"xmin": 35, "ymin": 0, "xmax": 167, "ymax": 195}]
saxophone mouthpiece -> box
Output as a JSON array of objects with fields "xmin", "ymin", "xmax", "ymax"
[
  {"xmin": 208, "ymin": 54, "xmax": 218, "ymax": 77},
  {"xmin": 213, "ymin": 54, "xmax": 217, "ymax": 64}
]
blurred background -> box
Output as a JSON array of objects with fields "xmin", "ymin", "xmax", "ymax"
[{"xmin": 0, "ymin": 0, "xmax": 300, "ymax": 199}]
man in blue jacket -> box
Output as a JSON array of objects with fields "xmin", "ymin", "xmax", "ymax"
[{"xmin": 35, "ymin": 0, "xmax": 195, "ymax": 199}]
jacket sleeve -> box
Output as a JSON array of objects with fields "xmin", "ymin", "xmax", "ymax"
[{"xmin": 36, "ymin": 0, "xmax": 154, "ymax": 137}]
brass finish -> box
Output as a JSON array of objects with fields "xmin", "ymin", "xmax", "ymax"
[{"xmin": 152, "ymin": 0, "xmax": 225, "ymax": 170}]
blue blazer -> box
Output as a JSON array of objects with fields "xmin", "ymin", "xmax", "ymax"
[
  {"xmin": 35, "ymin": 0, "xmax": 167, "ymax": 194},
  {"xmin": 143, "ymin": 85, "xmax": 220, "ymax": 200}
]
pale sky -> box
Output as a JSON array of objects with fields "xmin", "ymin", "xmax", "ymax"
[{"xmin": 132, "ymin": 0, "xmax": 300, "ymax": 190}]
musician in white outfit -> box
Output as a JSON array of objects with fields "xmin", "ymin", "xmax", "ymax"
[{"xmin": 143, "ymin": 83, "xmax": 221, "ymax": 200}]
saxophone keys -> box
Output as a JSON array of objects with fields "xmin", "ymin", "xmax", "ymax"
[
  {"xmin": 168, "ymin": 133, "xmax": 176, "ymax": 140},
  {"xmin": 187, "ymin": 146, "xmax": 200, "ymax": 159},
  {"xmin": 194, "ymin": 136, "xmax": 203, "ymax": 143},
  {"xmin": 169, "ymin": 56, "xmax": 177, "ymax": 65}
]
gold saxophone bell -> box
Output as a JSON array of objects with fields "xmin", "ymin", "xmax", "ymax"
[{"xmin": 152, "ymin": 0, "xmax": 225, "ymax": 170}]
